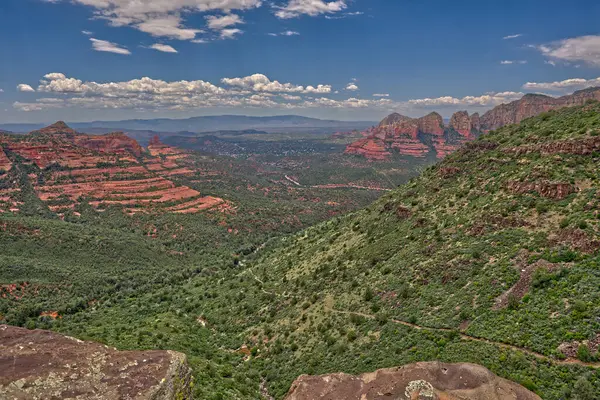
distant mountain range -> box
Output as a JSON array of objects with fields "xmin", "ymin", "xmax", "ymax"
[{"xmin": 0, "ymin": 115, "xmax": 377, "ymax": 135}]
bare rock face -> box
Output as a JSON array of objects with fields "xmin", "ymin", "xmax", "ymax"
[
  {"xmin": 449, "ymin": 111, "xmax": 472, "ymax": 137},
  {"xmin": 74, "ymin": 132, "xmax": 144, "ymax": 157},
  {"xmin": 470, "ymin": 112, "xmax": 481, "ymax": 132},
  {"xmin": 417, "ymin": 112, "xmax": 444, "ymax": 135},
  {"xmin": 284, "ymin": 362, "xmax": 540, "ymax": 400},
  {"xmin": 481, "ymin": 87, "xmax": 600, "ymax": 130},
  {"xmin": 0, "ymin": 325, "xmax": 193, "ymax": 400},
  {"xmin": 345, "ymin": 137, "xmax": 391, "ymax": 160},
  {"xmin": 378, "ymin": 113, "xmax": 413, "ymax": 127},
  {"xmin": 34, "ymin": 121, "xmax": 78, "ymax": 138}
]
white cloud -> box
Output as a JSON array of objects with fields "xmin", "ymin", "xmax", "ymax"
[
  {"xmin": 0, "ymin": 88, "xmax": 3, "ymax": 93},
  {"xmin": 500, "ymin": 60, "xmax": 527, "ymax": 65},
  {"xmin": 191, "ymin": 38, "xmax": 209, "ymax": 43},
  {"xmin": 545, "ymin": 60, "xmax": 557, "ymax": 67},
  {"xmin": 522, "ymin": 77, "xmax": 600, "ymax": 91},
  {"xmin": 48, "ymin": 0, "xmax": 262, "ymax": 42},
  {"xmin": 205, "ymin": 14, "xmax": 243, "ymax": 30},
  {"xmin": 135, "ymin": 15, "xmax": 203, "ymax": 40},
  {"xmin": 220, "ymin": 28, "xmax": 243, "ymax": 39},
  {"xmin": 149, "ymin": 43, "xmax": 178, "ymax": 53},
  {"xmin": 408, "ymin": 91, "xmax": 524, "ymax": 107},
  {"xmin": 15, "ymin": 71, "xmax": 356, "ymax": 113},
  {"xmin": 275, "ymin": 0, "xmax": 346, "ymax": 19},
  {"xmin": 222, "ymin": 73, "xmax": 331, "ymax": 93},
  {"xmin": 269, "ymin": 30, "xmax": 300, "ymax": 36},
  {"xmin": 90, "ymin": 38, "xmax": 131, "ymax": 54},
  {"xmin": 345, "ymin": 82, "xmax": 359, "ymax": 91},
  {"xmin": 503, "ymin": 33, "xmax": 522, "ymax": 40},
  {"xmin": 536, "ymin": 35, "xmax": 600, "ymax": 67},
  {"xmin": 17, "ymin": 84, "xmax": 35, "ymax": 92},
  {"xmin": 373, "ymin": 93, "xmax": 389, "ymax": 97},
  {"xmin": 81, "ymin": 30, "xmax": 93, "ymax": 35}
]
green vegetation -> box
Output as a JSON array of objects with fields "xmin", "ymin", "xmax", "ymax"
[{"xmin": 2, "ymin": 103, "xmax": 600, "ymax": 398}]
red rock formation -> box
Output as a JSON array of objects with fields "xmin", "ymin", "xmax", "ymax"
[
  {"xmin": 0, "ymin": 126, "xmax": 224, "ymax": 215},
  {"xmin": 481, "ymin": 87, "xmax": 600, "ymax": 130},
  {"xmin": 0, "ymin": 146, "xmax": 11, "ymax": 171},
  {"xmin": 345, "ymin": 137, "xmax": 390, "ymax": 160},
  {"xmin": 33, "ymin": 121, "xmax": 78, "ymax": 138},
  {"xmin": 74, "ymin": 132, "xmax": 143, "ymax": 157},
  {"xmin": 417, "ymin": 112, "xmax": 444, "ymax": 135},
  {"xmin": 346, "ymin": 110, "xmax": 482, "ymax": 160},
  {"xmin": 470, "ymin": 112, "xmax": 481, "ymax": 132},
  {"xmin": 449, "ymin": 111, "xmax": 472, "ymax": 137}
]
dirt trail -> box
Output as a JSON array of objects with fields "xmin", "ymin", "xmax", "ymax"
[
  {"xmin": 326, "ymin": 307, "xmax": 600, "ymax": 369},
  {"xmin": 284, "ymin": 175, "xmax": 391, "ymax": 191}
]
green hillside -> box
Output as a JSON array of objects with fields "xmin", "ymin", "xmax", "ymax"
[{"xmin": 2, "ymin": 103, "xmax": 600, "ymax": 399}]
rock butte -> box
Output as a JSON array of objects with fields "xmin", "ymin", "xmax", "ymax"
[
  {"xmin": 346, "ymin": 87, "xmax": 600, "ymax": 161},
  {"xmin": 0, "ymin": 122, "xmax": 228, "ymax": 215},
  {"xmin": 0, "ymin": 325, "xmax": 192, "ymax": 400},
  {"xmin": 284, "ymin": 361, "xmax": 541, "ymax": 400},
  {"xmin": 346, "ymin": 111, "xmax": 479, "ymax": 161}
]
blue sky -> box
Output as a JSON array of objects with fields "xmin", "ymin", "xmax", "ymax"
[{"xmin": 1, "ymin": 0, "xmax": 600, "ymax": 123}]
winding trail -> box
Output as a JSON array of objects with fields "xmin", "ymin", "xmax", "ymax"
[{"xmin": 326, "ymin": 307, "xmax": 600, "ymax": 369}]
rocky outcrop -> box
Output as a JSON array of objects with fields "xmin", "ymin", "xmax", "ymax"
[
  {"xmin": 505, "ymin": 136, "xmax": 600, "ymax": 156},
  {"xmin": 345, "ymin": 137, "xmax": 391, "ymax": 160},
  {"xmin": 346, "ymin": 112, "xmax": 482, "ymax": 161},
  {"xmin": 506, "ymin": 181, "xmax": 577, "ymax": 199},
  {"xmin": 0, "ymin": 325, "xmax": 193, "ymax": 400},
  {"xmin": 33, "ymin": 121, "xmax": 78, "ymax": 139},
  {"xmin": 470, "ymin": 112, "xmax": 481, "ymax": 132},
  {"xmin": 481, "ymin": 87, "xmax": 600, "ymax": 130},
  {"xmin": 74, "ymin": 132, "xmax": 143, "ymax": 157},
  {"xmin": 449, "ymin": 111, "xmax": 472, "ymax": 137},
  {"xmin": 418, "ymin": 112, "xmax": 444, "ymax": 135},
  {"xmin": 284, "ymin": 362, "xmax": 540, "ymax": 400}
]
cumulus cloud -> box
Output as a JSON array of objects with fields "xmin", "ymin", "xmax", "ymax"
[
  {"xmin": 46, "ymin": 0, "xmax": 261, "ymax": 42},
  {"xmin": 345, "ymin": 82, "xmax": 359, "ymax": 91},
  {"xmin": 81, "ymin": 30, "xmax": 93, "ymax": 35},
  {"xmin": 135, "ymin": 15, "xmax": 203, "ymax": 40},
  {"xmin": 536, "ymin": 35, "xmax": 600, "ymax": 67},
  {"xmin": 522, "ymin": 77, "xmax": 600, "ymax": 91},
  {"xmin": 205, "ymin": 14, "xmax": 243, "ymax": 30},
  {"xmin": 372, "ymin": 93, "xmax": 389, "ymax": 97},
  {"xmin": 220, "ymin": 28, "xmax": 243, "ymax": 39},
  {"xmin": 149, "ymin": 43, "xmax": 178, "ymax": 53},
  {"xmin": 503, "ymin": 33, "xmax": 522, "ymax": 40},
  {"xmin": 14, "ymin": 71, "xmax": 348, "ymax": 113},
  {"xmin": 275, "ymin": 0, "xmax": 347, "ymax": 19},
  {"xmin": 90, "ymin": 38, "xmax": 131, "ymax": 54},
  {"xmin": 17, "ymin": 84, "xmax": 35, "ymax": 92},
  {"xmin": 222, "ymin": 73, "xmax": 331, "ymax": 93},
  {"xmin": 408, "ymin": 91, "xmax": 524, "ymax": 107}
]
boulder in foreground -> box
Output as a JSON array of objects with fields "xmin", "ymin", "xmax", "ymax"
[
  {"xmin": 284, "ymin": 361, "xmax": 540, "ymax": 400},
  {"xmin": 0, "ymin": 325, "xmax": 192, "ymax": 400}
]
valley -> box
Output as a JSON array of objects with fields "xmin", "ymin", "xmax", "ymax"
[{"xmin": 2, "ymin": 100, "xmax": 600, "ymax": 399}]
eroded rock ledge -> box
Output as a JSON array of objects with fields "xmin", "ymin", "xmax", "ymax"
[
  {"xmin": 0, "ymin": 325, "xmax": 192, "ymax": 400},
  {"xmin": 284, "ymin": 361, "xmax": 540, "ymax": 400}
]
